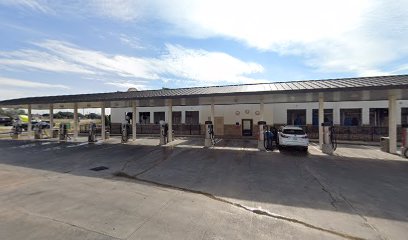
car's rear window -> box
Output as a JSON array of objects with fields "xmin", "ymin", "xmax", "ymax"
[{"xmin": 283, "ymin": 129, "xmax": 305, "ymax": 135}]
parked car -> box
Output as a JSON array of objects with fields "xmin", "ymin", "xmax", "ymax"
[
  {"xmin": 0, "ymin": 116, "xmax": 12, "ymax": 126},
  {"xmin": 21, "ymin": 121, "xmax": 51, "ymax": 131},
  {"xmin": 277, "ymin": 125, "xmax": 309, "ymax": 151},
  {"xmin": 34, "ymin": 121, "xmax": 51, "ymax": 129}
]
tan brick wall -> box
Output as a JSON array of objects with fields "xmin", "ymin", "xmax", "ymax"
[
  {"xmin": 222, "ymin": 124, "xmax": 259, "ymax": 139},
  {"xmin": 224, "ymin": 124, "xmax": 241, "ymax": 137}
]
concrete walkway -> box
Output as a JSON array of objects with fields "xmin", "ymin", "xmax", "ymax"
[{"xmin": 0, "ymin": 138, "xmax": 407, "ymax": 239}]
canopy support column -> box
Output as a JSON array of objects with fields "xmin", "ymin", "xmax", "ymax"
[
  {"xmin": 167, "ymin": 99, "xmax": 173, "ymax": 142},
  {"xmin": 28, "ymin": 104, "xmax": 32, "ymax": 137},
  {"xmin": 49, "ymin": 104, "xmax": 54, "ymax": 129},
  {"xmin": 260, "ymin": 99, "xmax": 264, "ymax": 121},
  {"xmin": 132, "ymin": 101, "xmax": 137, "ymax": 141},
  {"xmin": 101, "ymin": 104, "xmax": 106, "ymax": 141},
  {"xmin": 210, "ymin": 100, "xmax": 215, "ymax": 124},
  {"xmin": 319, "ymin": 94, "xmax": 324, "ymax": 148},
  {"xmin": 389, "ymin": 94, "xmax": 397, "ymax": 154},
  {"xmin": 73, "ymin": 103, "xmax": 78, "ymax": 141}
]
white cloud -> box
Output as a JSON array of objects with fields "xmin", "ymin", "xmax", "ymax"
[
  {"xmin": 0, "ymin": 49, "xmax": 94, "ymax": 74},
  {"xmin": 40, "ymin": 41, "xmax": 165, "ymax": 81},
  {"xmin": 3, "ymin": 1, "xmax": 406, "ymax": 77},
  {"xmin": 0, "ymin": 76, "xmax": 69, "ymax": 89},
  {"xmin": 0, "ymin": 0, "xmax": 51, "ymax": 13},
  {"xmin": 35, "ymin": 40, "xmax": 158, "ymax": 79},
  {"xmin": 0, "ymin": 76, "xmax": 71, "ymax": 100},
  {"xmin": 88, "ymin": 0, "xmax": 148, "ymax": 21},
  {"xmin": 0, "ymin": 40, "xmax": 264, "ymax": 87},
  {"xmin": 391, "ymin": 64, "xmax": 408, "ymax": 74},
  {"xmin": 157, "ymin": 44, "xmax": 264, "ymax": 84},
  {"xmin": 105, "ymin": 82, "xmax": 147, "ymax": 90},
  {"xmin": 119, "ymin": 34, "xmax": 145, "ymax": 50},
  {"xmin": 86, "ymin": 0, "xmax": 408, "ymax": 76},
  {"xmin": 0, "ymin": 89, "xmax": 28, "ymax": 100}
]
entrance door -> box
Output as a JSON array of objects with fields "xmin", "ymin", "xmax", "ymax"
[
  {"xmin": 214, "ymin": 117, "xmax": 224, "ymax": 136},
  {"xmin": 242, "ymin": 119, "xmax": 253, "ymax": 136}
]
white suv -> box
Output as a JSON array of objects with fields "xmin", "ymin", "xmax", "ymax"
[{"xmin": 277, "ymin": 126, "xmax": 309, "ymax": 151}]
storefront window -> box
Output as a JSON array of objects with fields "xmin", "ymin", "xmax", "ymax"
[
  {"xmin": 186, "ymin": 111, "xmax": 199, "ymax": 124},
  {"xmin": 154, "ymin": 112, "xmax": 165, "ymax": 124},
  {"xmin": 340, "ymin": 109, "xmax": 362, "ymax": 126},
  {"xmin": 139, "ymin": 112, "xmax": 150, "ymax": 124},
  {"xmin": 287, "ymin": 109, "xmax": 306, "ymax": 125},
  {"xmin": 312, "ymin": 109, "xmax": 333, "ymax": 125}
]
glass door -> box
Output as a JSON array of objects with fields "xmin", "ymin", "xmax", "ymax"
[{"xmin": 242, "ymin": 119, "xmax": 253, "ymax": 136}]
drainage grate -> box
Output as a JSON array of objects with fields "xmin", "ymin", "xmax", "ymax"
[{"xmin": 90, "ymin": 166, "xmax": 109, "ymax": 171}]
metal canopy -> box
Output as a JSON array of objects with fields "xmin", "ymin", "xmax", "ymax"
[{"xmin": 0, "ymin": 75, "xmax": 407, "ymax": 109}]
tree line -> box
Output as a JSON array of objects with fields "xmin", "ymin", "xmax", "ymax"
[{"xmin": 0, "ymin": 108, "xmax": 101, "ymax": 119}]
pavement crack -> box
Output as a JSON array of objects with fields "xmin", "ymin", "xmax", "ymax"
[
  {"xmin": 339, "ymin": 193, "xmax": 388, "ymax": 240},
  {"xmin": 297, "ymin": 161, "xmax": 387, "ymax": 240},
  {"xmin": 122, "ymin": 147, "xmax": 189, "ymax": 178},
  {"xmin": 16, "ymin": 209, "xmax": 123, "ymax": 240},
  {"xmin": 300, "ymin": 162, "xmax": 338, "ymax": 211},
  {"xmin": 133, "ymin": 150, "xmax": 173, "ymax": 177},
  {"xmin": 120, "ymin": 148, "xmax": 160, "ymax": 172},
  {"xmin": 113, "ymin": 171, "xmax": 366, "ymax": 240},
  {"xmin": 317, "ymin": 179, "xmax": 338, "ymax": 210}
]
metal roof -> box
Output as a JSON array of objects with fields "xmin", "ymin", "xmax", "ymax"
[{"xmin": 1, "ymin": 74, "xmax": 407, "ymax": 107}]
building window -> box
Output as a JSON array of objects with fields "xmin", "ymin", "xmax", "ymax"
[
  {"xmin": 186, "ymin": 111, "xmax": 199, "ymax": 124},
  {"xmin": 154, "ymin": 112, "xmax": 165, "ymax": 124},
  {"xmin": 287, "ymin": 109, "xmax": 306, "ymax": 125},
  {"xmin": 402, "ymin": 108, "xmax": 408, "ymax": 125},
  {"xmin": 369, "ymin": 108, "xmax": 388, "ymax": 126},
  {"xmin": 340, "ymin": 109, "xmax": 362, "ymax": 126},
  {"xmin": 312, "ymin": 109, "xmax": 333, "ymax": 125},
  {"xmin": 139, "ymin": 112, "xmax": 150, "ymax": 124},
  {"xmin": 173, "ymin": 111, "xmax": 181, "ymax": 124}
]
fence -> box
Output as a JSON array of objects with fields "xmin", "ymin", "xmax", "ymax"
[
  {"xmin": 300, "ymin": 125, "xmax": 402, "ymax": 142},
  {"xmin": 110, "ymin": 123, "xmax": 203, "ymax": 136},
  {"xmin": 79, "ymin": 124, "xmax": 106, "ymax": 134},
  {"xmin": 108, "ymin": 123, "xmax": 402, "ymax": 141}
]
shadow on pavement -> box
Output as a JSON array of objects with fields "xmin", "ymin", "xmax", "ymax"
[{"xmin": 0, "ymin": 138, "xmax": 407, "ymax": 226}]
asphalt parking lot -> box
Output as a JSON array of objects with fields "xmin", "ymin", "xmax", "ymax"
[{"xmin": 0, "ymin": 137, "xmax": 407, "ymax": 240}]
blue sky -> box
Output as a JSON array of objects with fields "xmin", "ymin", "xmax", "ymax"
[{"xmin": 0, "ymin": 0, "xmax": 407, "ymax": 100}]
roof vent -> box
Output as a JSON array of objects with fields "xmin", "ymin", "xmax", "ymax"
[{"xmin": 127, "ymin": 88, "xmax": 138, "ymax": 92}]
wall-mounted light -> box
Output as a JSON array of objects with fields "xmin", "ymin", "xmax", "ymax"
[
  {"xmin": 245, "ymin": 109, "xmax": 250, "ymax": 114},
  {"xmin": 235, "ymin": 111, "xmax": 240, "ymax": 115}
]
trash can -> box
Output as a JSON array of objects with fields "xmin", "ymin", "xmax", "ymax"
[{"xmin": 380, "ymin": 137, "xmax": 390, "ymax": 153}]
